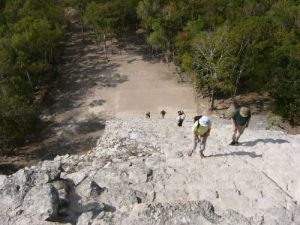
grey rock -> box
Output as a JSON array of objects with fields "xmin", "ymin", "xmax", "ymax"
[
  {"xmin": 90, "ymin": 181, "xmax": 104, "ymax": 197},
  {"xmin": 77, "ymin": 211, "xmax": 93, "ymax": 225},
  {"xmin": 123, "ymin": 201, "xmax": 223, "ymax": 225},
  {"xmin": 52, "ymin": 180, "xmax": 68, "ymax": 205},
  {"xmin": 0, "ymin": 214, "xmax": 9, "ymax": 225},
  {"xmin": 54, "ymin": 155, "xmax": 62, "ymax": 161},
  {"xmin": 76, "ymin": 179, "xmax": 105, "ymax": 200},
  {"xmin": 22, "ymin": 183, "xmax": 59, "ymax": 221},
  {"xmin": 0, "ymin": 169, "xmax": 33, "ymax": 214},
  {"xmin": 99, "ymin": 183, "xmax": 139, "ymax": 208},
  {"xmin": 222, "ymin": 210, "xmax": 252, "ymax": 225},
  {"xmin": 41, "ymin": 160, "xmax": 62, "ymax": 181},
  {"xmin": 1, "ymin": 117, "xmax": 300, "ymax": 225},
  {"xmin": 0, "ymin": 174, "xmax": 7, "ymax": 188},
  {"xmin": 64, "ymin": 171, "xmax": 87, "ymax": 186},
  {"xmin": 128, "ymin": 166, "xmax": 148, "ymax": 184}
]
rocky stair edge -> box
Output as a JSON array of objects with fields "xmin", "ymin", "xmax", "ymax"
[{"xmin": 0, "ymin": 117, "xmax": 299, "ymax": 225}]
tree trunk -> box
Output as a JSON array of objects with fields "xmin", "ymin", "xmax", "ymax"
[
  {"xmin": 44, "ymin": 51, "xmax": 47, "ymax": 64},
  {"xmin": 80, "ymin": 15, "xmax": 85, "ymax": 42},
  {"xmin": 95, "ymin": 33, "xmax": 101, "ymax": 49},
  {"xmin": 151, "ymin": 46, "xmax": 154, "ymax": 57},
  {"xmin": 103, "ymin": 34, "xmax": 108, "ymax": 62},
  {"xmin": 233, "ymin": 70, "xmax": 242, "ymax": 97},
  {"xmin": 110, "ymin": 36, "xmax": 113, "ymax": 54},
  {"xmin": 210, "ymin": 88, "xmax": 215, "ymax": 111},
  {"xmin": 26, "ymin": 70, "xmax": 33, "ymax": 88},
  {"xmin": 165, "ymin": 52, "xmax": 169, "ymax": 67},
  {"xmin": 50, "ymin": 46, "xmax": 53, "ymax": 64}
]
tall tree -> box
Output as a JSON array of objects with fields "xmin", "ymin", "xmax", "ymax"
[{"xmin": 192, "ymin": 27, "xmax": 231, "ymax": 110}]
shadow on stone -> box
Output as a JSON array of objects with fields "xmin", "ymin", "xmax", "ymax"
[
  {"xmin": 209, "ymin": 151, "xmax": 262, "ymax": 158},
  {"xmin": 103, "ymin": 203, "xmax": 116, "ymax": 212},
  {"xmin": 54, "ymin": 180, "xmax": 105, "ymax": 224},
  {"xmin": 76, "ymin": 117, "xmax": 106, "ymax": 135},
  {"xmin": 241, "ymin": 138, "xmax": 289, "ymax": 147}
]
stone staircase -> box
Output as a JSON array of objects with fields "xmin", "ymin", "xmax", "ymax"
[
  {"xmin": 89, "ymin": 117, "xmax": 300, "ymax": 224},
  {"xmin": 1, "ymin": 117, "xmax": 299, "ymax": 225}
]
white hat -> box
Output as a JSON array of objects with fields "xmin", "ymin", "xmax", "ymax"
[{"xmin": 199, "ymin": 116, "xmax": 211, "ymax": 127}]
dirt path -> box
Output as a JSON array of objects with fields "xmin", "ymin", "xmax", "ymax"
[
  {"xmin": 90, "ymin": 50, "xmax": 198, "ymax": 118},
  {"xmin": 0, "ymin": 24, "xmax": 197, "ymax": 174}
]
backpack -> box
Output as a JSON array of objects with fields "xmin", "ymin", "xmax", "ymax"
[{"xmin": 193, "ymin": 115, "xmax": 202, "ymax": 128}]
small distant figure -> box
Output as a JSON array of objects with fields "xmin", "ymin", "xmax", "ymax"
[
  {"xmin": 145, "ymin": 112, "xmax": 151, "ymax": 118},
  {"xmin": 160, "ymin": 109, "xmax": 166, "ymax": 119},
  {"xmin": 177, "ymin": 110, "xmax": 186, "ymax": 127},
  {"xmin": 230, "ymin": 106, "xmax": 251, "ymax": 145},
  {"xmin": 188, "ymin": 116, "xmax": 212, "ymax": 158}
]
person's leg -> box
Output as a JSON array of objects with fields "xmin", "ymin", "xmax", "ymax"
[
  {"xmin": 235, "ymin": 125, "xmax": 246, "ymax": 144},
  {"xmin": 199, "ymin": 135, "xmax": 208, "ymax": 158},
  {"xmin": 188, "ymin": 135, "xmax": 198, "ymax": 156},
  {"xmin": 230, "ymin": 120, "xmax": 237, "ymax": 145}
]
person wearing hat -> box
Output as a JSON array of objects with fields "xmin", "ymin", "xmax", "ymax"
[
  {"xmin": 188, "ymin": 116, "xmax": 212, "ymax": 158},
  {"xmin": 230, "ymin": 106, "xmax": 251, "ymax": 145}
]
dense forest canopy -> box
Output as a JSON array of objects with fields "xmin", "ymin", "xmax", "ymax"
[
  {"xmin": 133, "ymin": 0, "xmax": 300, "ymax": 120},
  {"xmin": 0, "ymin": 0, "xmax": 300, "ymax": 148},
  {"xmin": 0, "ymin": 0, "xmax": 66, "ymax": 147}
]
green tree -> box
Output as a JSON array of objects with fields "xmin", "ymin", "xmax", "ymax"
[
  {"xmin": 0, "ymin": 0, "xmax": 65, "ymax": 148},
  {"xmin": 192, "ymin": 27, "xmax": 232, "ymax": 110}
]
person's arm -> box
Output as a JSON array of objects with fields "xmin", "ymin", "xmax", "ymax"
[
  {"xmin": 194, "ymin": 132, "xmax": 201, "ymax": 142},
  {"xmin": 192, "ymin": 124, "xmax": 201, "ymax": 142}
]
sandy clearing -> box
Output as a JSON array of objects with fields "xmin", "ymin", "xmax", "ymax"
[{"xmin": 87, "ymin": 53, "xmax": 197, "ymax": 118}]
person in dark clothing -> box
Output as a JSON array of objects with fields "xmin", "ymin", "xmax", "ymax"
[
  {"xmin": 230, "ymin": 106, "xmax": 251, "ymax": 145},
  {"xmin": 177, "ymin": 110, "xmax": 186, "ymax": 127},
  {"xmin": 145, "ymin": 112, "xmax": 151, "ymax": 118},
  {"xmin": 160, "ymin": 110, "xmax": 166, "ymax": 119}
]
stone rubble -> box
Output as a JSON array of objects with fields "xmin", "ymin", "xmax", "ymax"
[{"xmin": 0, "ymin": 117, "xmax": 300, "ymax": 225}]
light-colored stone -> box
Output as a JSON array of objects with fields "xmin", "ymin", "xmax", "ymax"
[
  {"xmin": 128, "ymin": 166, "xmax": 148, "ymax": 184},
  {"xmin": 41, "ymin": 160, "xmax": 62, "ymax": 181},
  {"xmin": 0, "ymin": 175, "xmax": 7, "ymax": 188},
  {"xmin": 22, "ymin": 184, "xmax": 59, "ymax": 221},
  {"xmin": 76, "ymin": 179, "xmax": 104, "ymax": 199},
  {"xmin": 64, "ymin": 171, "xmax": 87, "ymax": 185},
  {"xmin": 1, "ymin": 118, "xmax": 300, "ymax": 225}
]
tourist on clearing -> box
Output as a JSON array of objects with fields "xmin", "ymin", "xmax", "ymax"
[
  {"xmin": 160, "ymin": 109, "xmax": 166, "ymax": 118},
  {"xmin": 188, "ymin": 116, "xmax": 212, "ymax": 158},
  {"xmin": 230, "ymin": 106, "xmax": 251, "ymax": 145},
  {"xmin": 177, "ymin": 110, "xmax": 186, "ymax": 127},
  {"xmin": 145, "ymin": 112, "xmax": 151, "ymax": 118}
]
